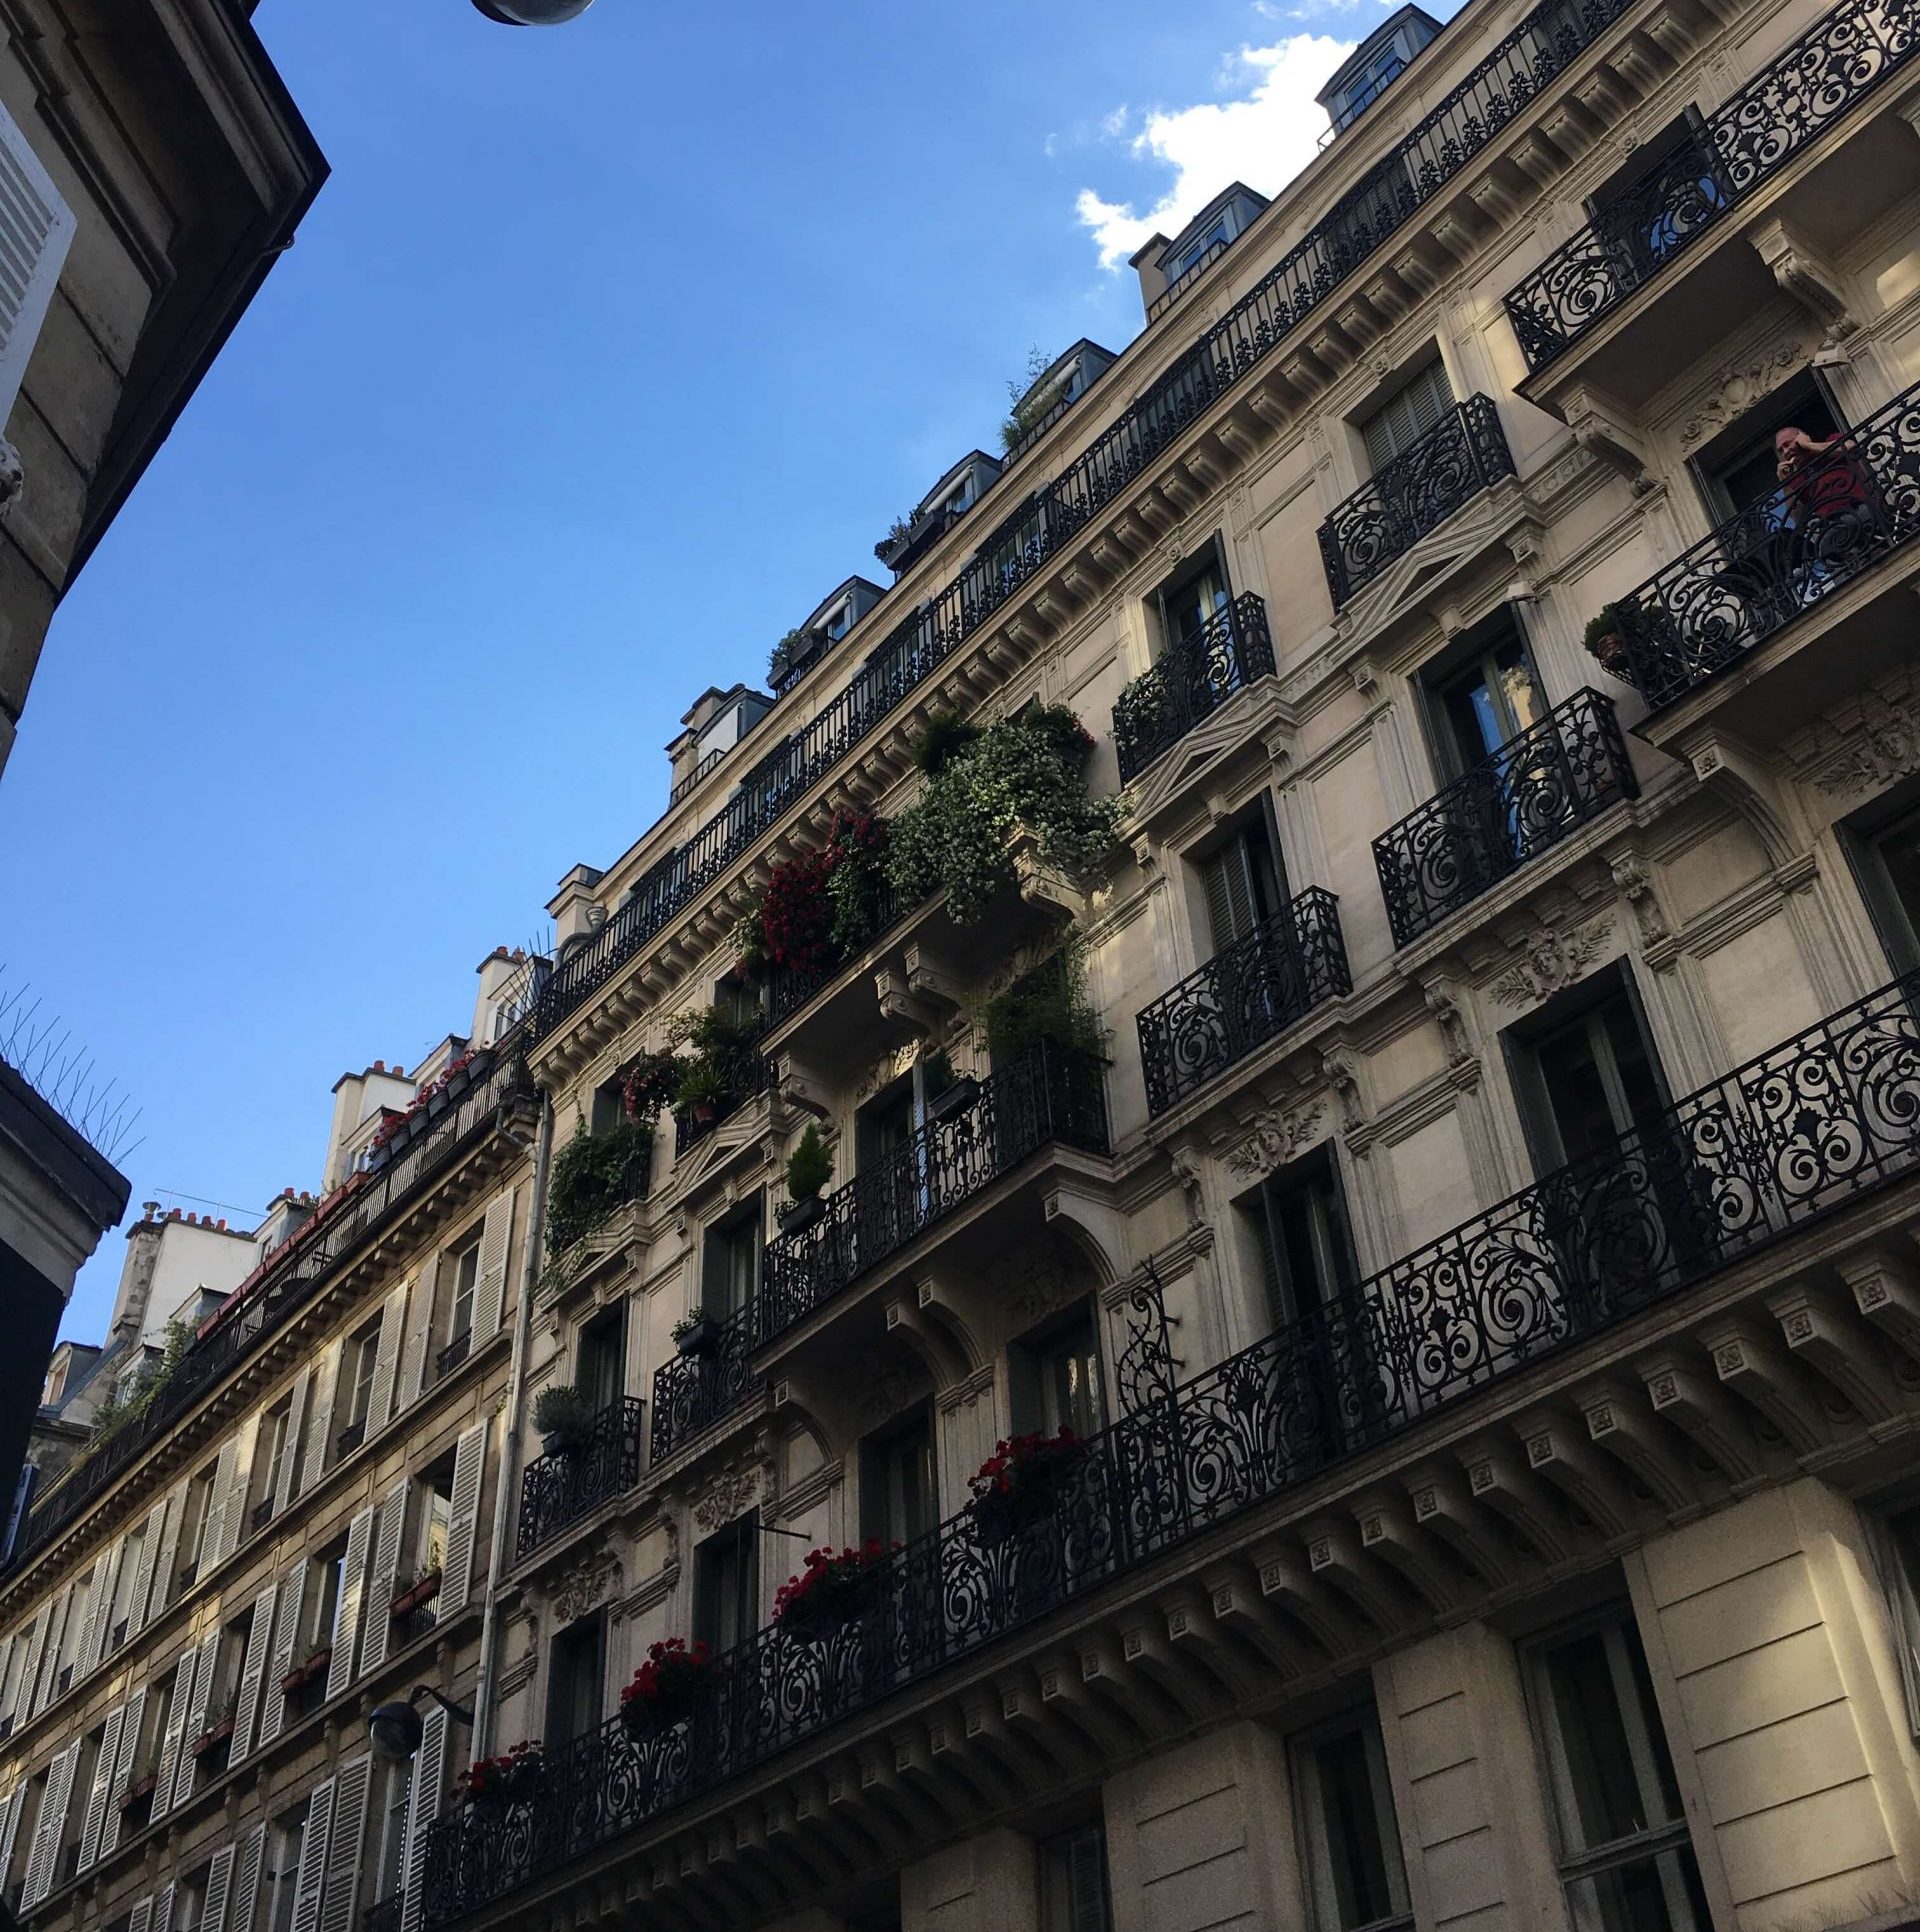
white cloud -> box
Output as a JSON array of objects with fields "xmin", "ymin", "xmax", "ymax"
[{"xmin": 1074, "ymin": 34, "xmax": 1355, "ymax": 270}]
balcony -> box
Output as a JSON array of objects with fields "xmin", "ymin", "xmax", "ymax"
[
  {"xmin": 1595, "ymin": 381, "xmax": 1920, "ymax": 718},
  {"xmin": 426, "ymin": 969, "xmax": 1920, "ymax": 1931},
  {"xmin": 759, "ymin": 1041, "xmax": 1110, "ymax": 1349},
  {"xmin": 526, "ymin": 0, "xmax": 1650, "ymax": 1056},
  {"xmin": 1317, "ymin": 396, "xmax": 1516, "ymax": 610},
  {"xmin": 1137, "ymin": 889, "xmax": 1350, "ymax": 1117},
  {"xmin": 516, "ymin": 1396, "xmax": 646, "ymax": 1563},
  {"xmin": 1372, "ymin": 690, "xmax": 1637, "ymax": 949},
  {"xmin": 1112, "ymin": 593, "xmax": 1276, "ymax": 783},
  {"xmin": 1506, "ymin": 0, "xmax": 1920, "ymax": 372},
  {"xmin": 649, "ymin": 1309, "xmax": 763, "ymax": 1463}
]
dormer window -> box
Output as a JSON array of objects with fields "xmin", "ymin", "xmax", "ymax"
[
  {"xmin": 824, "ymin": 602, "xmax": 853, "ymax": 641},
  {"xmin": 1173, "ymin": 221, "xmax": 1230, "ymax": 278},
  {"xmin": 944, "ymin": 478, "xmax": 974, "ymax": 518}
]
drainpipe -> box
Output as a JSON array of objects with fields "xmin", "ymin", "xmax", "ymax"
[{"xmin": 472, "ymin": 1084, "xmax": 552, "ymax": 1756}]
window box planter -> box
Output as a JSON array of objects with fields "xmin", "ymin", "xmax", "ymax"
[
  {"xmin": 927, "ymin": 1075, "xmax": 980, "ymax": 1125},
  {"xmin": 618, "ymin": 1639, "xmax": 717, "ymax": 1742},
  {"xmin": 457, "ymin": 1743, "xmax": 542, "ymax": 1813},
  {"xmin": 281, "ymin": 1647, "xmax": 331, "ymax": 1696},
  {"xmin": 777, "ymin": 1194, "xmax": 825, "ymax": 1237},
  {"xmin": 969, "ymin": 1429, "xmax": 1087, "ymax": 1549},
  {"xmin": 191, "ymin": 1716, "xmax": 235, "ymax": 1759},
  {"xmin": 773, "ymin": 1543, "xmax": 894, "ymax": 1645},
  {"xmin": 674, "ymin": 1316, "xmax": 720, "ymax": 1360},
  {"xmin": 117, "ymin": 1773, "xmax": 157, "ymax": 1812},
  {"xmin": 389, "ymin": 1571, "xmax": 442, "ymax": 1621}
]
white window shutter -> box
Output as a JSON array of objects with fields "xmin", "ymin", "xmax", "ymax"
[
  {"xmin": 0, "ymin": 1631, "xmax": 15, "ymax": 1723},
  {"xmin": 75, "ymin": 1702, "xmax": 124, "ymax": 1871},
  {"xmin": 316, "ymin": 1752, "xmax": 371, "ymax": 1932},
  {"xmin": 138, "ymin": 1489, "xmax": 185, "ymax": 1635},
  {"xmin": 398, "ymin": 1702, "xmax": 448, "ymax": 1932},
  {"xmin": 127, "ymin": 1895, "xmax": 154, "ymax": 1932},
  {"xmin": 125, "ymin": 1507, "xmax": 163, "ymax": 1641},
  {"xmin": 168, "ymin": 1631, "xmax": 219, "ymax": 1811},
  {"xmin": 230, "ymin": 1823, "xmax": 267, "ymax": 1932},
  {"xmin": 0, "ymin": 99, "xmax": 75, "ymax": 433},
  {"xmin": 201, "ymin": 1434, "xmax": 242, "ymax": 1574},
  {"xmin": 274, "ymin": 1368, "xmax": 312, "ymax": 1514},
  {"xmin": 298, "ymin": 1343, "xmax": 342, "ymax": 1495},
  {"xmin": 232, "ymin": 1579, "xmax": 278, "ymax": 1761},
  {"xmin": 202, "ymin": 1840, "xmax": 237, "ymax": 1932},
  {"xmin": 473, "ymin": 1194, "xmax": 515, "ymax": 1342},
  {"xmin": 29, "ymin": 1585, "xmax": 68, "ymax": 1712},
  {"xmin": 289, "ymin": 1775, "xmax": 336, "ymax": 1932},
  {"xmin": 84, "ymin": 1542, "xmax": 124, "ymax": 1672},
  {"xmin": 394, "ymin": 1275, "xmax": 428, "ymax": 1416},
  {"xmin": 360, "ymin": 1482, "xmax": 409, "ymax": 1675},
  {"xmin": 326, "ymin": 1508, "xmax": 375, "ymax": 1701},
  {"xmin": 256, "ymin": 1569, "xmax": 305, "ymax": 1749},
  {"xmin": 366, "ymin": 1285, "xmax": 407, "ymax": 1438},
  {"xmin": 150, "ymin": 1880, "xmax": 177, "ymax": 1932},
  {"xmin": 216, "ymin": 1416, "xmax": 259, "ymax": 1566},
  {"xmin": 97, "ymin": 1683, "xmax": 145, "ymax": 1858},
  {"xmin": 72, "ymin": 1553, "xmax": 107, "ymax": 1686},
  {"xmin": 21, "ymin": 1737, "xmax": 80, "ymax": 1907},
  {"xmin": 9, "ymin": 1609, "xmax": 46, "ymax": 1726},
  {"xmin": 440, "ymin": 1421, "xmax": 488, "ymax": 1616},
  {"xmin": 151, "ymin": 1654, "xmax": 193, "ymax": 1824},
  {"xmin": 0, "ymin": 1782, "xmax": 23, "ymax": 1876}
]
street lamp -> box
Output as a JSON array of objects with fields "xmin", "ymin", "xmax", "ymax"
[
  {"xmin": 370, "ymin": 1685, "xmax": 476, "ymax": 1762},
  {"xmin": 470, "ymin": 0, "xmax": 595, "ymax": 19}
]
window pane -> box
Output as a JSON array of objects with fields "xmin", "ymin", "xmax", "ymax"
[
  {"xmin": 1309, "ymin": 1724, "xmax": 1405, "ymax": 1929},
  {"xmin": 1565, "ymin": 1846, "xmax": 1709, "ymax": 1932}
]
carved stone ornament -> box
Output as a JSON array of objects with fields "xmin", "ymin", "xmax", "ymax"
[
  {"xmin": 1813, "ymin": 683, "xmax": 1920, "ymax": 797},
  {"xmin": 1489, "ymin": 918, "xmax": 1611, "ymax": 1008},
  {"xmin": 1608, "ymin": 852, "xmax": 1673, "ymax": 950},
  {"xmin": 1319, "ymin": 1047, "xmax": 1366, "ymax": 1134},
  {"xmin": 1166, "ymin": 1144, "xmax": 1208, "ymax": 1227},
  {"xmin": 1005, "ymin": 1237, "xmax": 1081, "ymax": 1324},
  {"xmin": 693, "ymin": 1467, "xmax": 763, "ymax": 1533},
  {"xmin": 1422, "ymin": 978, "xmax": 1474, "ymax": 1069},
  {"xmin": 852, "ymin": 1346, "xmax": 927, "ymax": 1432},
  {"xmin": 1678, "ymin": 344, "xmax": 1804, "ymax": 450},
  {"xmin": 1226, "ymin": 1099, "xmax": 1327, "ymax": 1180},
  {"xmin": 858, "ymin": 1041, "xmax": 920, "ymax": 1103},
  {"xmin": 547, "ymin": 1544, "xmax": 622, "ymax": 1625}
]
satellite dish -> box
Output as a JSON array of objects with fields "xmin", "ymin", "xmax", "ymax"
[{"xmin": 471, "ymin": 0, "xmax": 594, "ymax": 21}]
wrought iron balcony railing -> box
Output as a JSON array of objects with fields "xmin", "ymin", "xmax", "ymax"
[
  {"xmin": 425, "ymin": 970, "xmax": 1920, "ymax": 1930},
  {"xmin": 1317, "ymin": 396, "xmax": 1516, "ymax": 609},
  {"xmin": 1373, "ymin": 689, "xmax": 1637, "ymax": 948},
  {"xmin": 527, "ymin": 0, "xmax": 1647, "ymax": 1051},
  {"xmin": 1112, "ymin": 593, "xmax": 1276, "ymax": 783},
  {"xmin": 672, "ymin": 1053, "xmax": 776, "ymax": 1160},
  {"xmin": 1506, "ymin": 0, "xmax": 1920, "ymax": 369},
  {"xmin": 1137, "ymin": 888, "xmax": 1350, "ymax": 1116},
  {"xmin": 763, "ymin": 881, "xmax": 912, "ymax": 1028},
  {"xmin": 760, "ymin": 1041, "xmax": 1110, "ymax": 1347},
  {"xmin": 649, "ymin": 1308, "xmax": 763, "ymax": 1463},
  {"xmin": 516, "ymin": 1397, "xmax": 647, "ymax": 1562},
  {"xmin": 1595, "ymin": 380, "xmax": 1920, "ymax": 710}
]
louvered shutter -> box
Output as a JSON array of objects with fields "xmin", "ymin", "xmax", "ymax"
[
  {"xmin": 139, "ymin": 1489, "xmax": 186, "ymax": 1634},
  {"xmin": 84, "ymin": 1543, "xmax": 123, "ymax": 1671},
  {"xmin": 298, "ymin": 1345, "xmax": 341, "ymax": 1495},
  {"xmin": 1361, "ymin": 357, "xmax": 1452, "ymax": 470},
  {"xmin": 0, "ymin": 1783, "xmax": 23, "ymax": 1876},
  {"xmin": 0, "ymin": 100, "xmax": 76, "ymax": 432},
  {"xmin": 231, "ymin": 1823, "xmax": 267, "ymax": 1932},
  {"xmin": 1067, "ymin": 1823, "xmax": 1108, "ymax": 1932},
  {"xmin": 203, "ymin": 1841, "xmax": 237, "ymax": 1932},
  {"xmin": 255, "ymin": 1571, "xmax": 304, "ymax": 1748},
  {"xmin": 72, "ymin": 1554, "xmax": 107, "ymax": 1685},
  {"xmin": 472, "ymin": 1194, "xmax": 514, "ymax": 1343},
  {"xmin": 360, "ymin": 1483, "xmax": 409, "ymax": 1675},
  {"xmin": 325, "ymin": 1509, "xmax": 375, "ymax": 1700},
  {"xmin": 231, "ymin": 1581, "xmax": 278, "ymax": 1760},
  {"xmin": 439, "ymin": 1422, "xmax": 488, "ymax": 1615},
  {"xmin": 128, "ymin": 1894, "xmax": 155, "ymax": 1932},
  {"xmin": 9, "ymin": 1610, "xmax": 45, "ymax": 1726},
  {"xmin": 274, "ymin": 1370, "xmax": 311, "ymax": 1515},
  {"xmin": 21, "ymin": 1738, "xmax": 80, "ymax": 1907},
  {"xmin": 0, "ymin": 1632, "xmax": 15, "ymax": 1724},
  {"xmin": 394, "ymin": 1275, "xmax": 428, "ymax": 1416},
  {"xmin": 200, "ymin": 1435, "xmax": 242, "ymax": 1575},
  {"xmin": 398, "ymin": 1702, "xmax": 448, "ymax": 1932},
  {"xmin": 317, "ymin": 1753, "xmax": 371, "ymax": 1932},
  {"xmin": 125, "ymin": 1505, "xmax": 165, "ymax": 1640},
  {"xmin": 1200, "ymin": 843, "xmax": 1259, "ymax": 951},
  {"xmin": 29, "ymin": 1586, "xmax": 69, "ymax": 1712},
  {"xmin": 366, "ymin": 1286, "xmax": 407, "ymax": 1438},
  {"xmin": 169, "ymin": 1633, "xmax": 219, "ymax": 1810},
  {"xmin": 76, "ymin": 1704, "xmax": 124, "ymax": 1870},
  {"xmin": 151, "ymin": 1880, "xmax": 177, "ymax": 1932},
  {"xmin": 152, "ymin": 1654, "xmax": 193, "ymax": 1823},
  {"xmin": 288, "ymin": 1776, "xmax": 335, "ymax": 1932},
  {"xmin": 215, "ymin": 1417, "xmax": 259, "ymax": 1567},
  {"xmin": 97, "ymin": 1684, "xmax": 145, "ymax": 1857}
]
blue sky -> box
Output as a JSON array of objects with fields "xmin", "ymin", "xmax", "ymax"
[{"xmin": 0, "ymin": 0, "xmax": 1399, "ymax": 1342}]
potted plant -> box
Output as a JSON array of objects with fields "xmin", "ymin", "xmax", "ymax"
[
  {"xmin": 456, "ymin": 1741, "xmax": 543, "ymax": 1813},
  {"xmin": 1582, "ymin": 602, "xmax": 1636, "ymax": 679},
  {"xmin": 980, "ymin": 933, "xmax": 1103, "ymax": 1062},
  {"xmin": 924, "ymin": 1049, "xmax": 980, "ymax": 1125},
  {"xmin": 672, "ymin": 1311, "xmax": 721, "ymax": 1359},
  {"xmin": 618, "ymin": 1048, "xmax": 681, "ymax": 1124},
  {"xmin": 969, "ymin": 1428, "xmax": 1088, "ymax": 1547},
  {"xmin": 674, "ymin": 1054, "xmax": 732, "ymax": 1129},
  {"xmin": 773, "ymin": 1541, "xmax": 899, "ymax": 1645},
  {"xmin": 619, "ymin": 1637, "xmax": 719, "ymax": 1741},
  {"xmin": 390, "ymin": 1564, "xmax": 444, "ymax": 1620},
  {"xmin": 778, "ymin": 1124, "xmax": 833, "ymax": 1236},
  {"xmin": 544, "ymin": 1118, "xmax": 653, "ymax": 1255},
  {"xmin": 531, "ymin": 1383, "xmax": 598, "ymax": 1459},
  {"xmin": 192, "ymin": 1694, "xmax": 238, "ymax": 1759}
]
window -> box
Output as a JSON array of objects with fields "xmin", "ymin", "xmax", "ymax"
[
  {"xmin": 1038, "ymin": 1822, "xmax": 1112, "ymax": 1932},
  {"xmin": 1152, "ymin": 538, "xmax": 1232, "ymax": 654},
  {"xmin": 106, "ymin": 1527, "xmax": 144, "ymax": 1653},
  {"xmin": 1011, "ymin": 1305, "xmax": 1103, "ymax": 1439},
  {"xmin": 341, "ymin": 1319, "xmax": 382, "ymax": 1443},
  {"xmin": 263, "ymin": 1802, "xmax": 308, "ymax": 1932},
  {"xmin": 1843, "ymin": 787, "xmax": 1920, "ymax": 976},
  {"xmin": 693, "ymin": 1513, "xmax": 759, "ymax": 1655},
  {"xmin": 1507, "ymin": 972, "xmax": 1668, "ymax": 1174},
  {"xmin": 447, "ymin": 1235, "xmax": 482, "ymax": 1348},
  {"xmin": 1359, "ymin": 358, "xmax": 1453, "ymax": 473},
  {"xmin": 172, "ymin": 1863, "xmax": 210, "ymax": 1932},
  {"xmin": 1172, "ymin": 219, "xmax": 1230, "ymax": 277},
  {"xmin": 1587, "ymin": 112, "xmax": 1729, "ymax": 281},
  {"xmin": 1196, "ymin": 810, "xmax": 1286, "ymax": 954},
  {"xmin": 1291, "ymin": 1708, "xmax": 1412, "ymax": 1931},
  {"xmin": 860, "ymin": 1407, "xmax": 936, "ymax": 1547},
  {"xmin": 1690, "ymin": 367, "xmax": 1841, "ymax": 524},
  {"xmin": 576, "ymin": 1304, "xmax": 626, "ymax": 1412},
  {"xmin": 176, "ymin": 1464, "xmax": 218, "ymax": 1594},
  {"xmin": 1332, "ymin": 46, "xmax": 1408, "ymax": 129},
  {"xmin": 1422, "ymin": 625, "xmax": 1547, "ymax": 779},
  {"xmin": 545, "ymin": 1610, "xmax": 606, "ymax": 1744},
  {"xmin": 373, "ymin": 1757, "xmax": 414, "ymax": 1907},
  {"xmin": 701, "ymin": 1201, "xmax": 762, "ymax": 1323},
  {"xmin": 1526, "ymin": 1611, "xmax": 1708, "ymax": 1930},
  {"xmin": 419, "ymin": 1461, "xmax": 455, "ymax": 1583},
  {"xmin": 302, "ymin": 1541, "xmax": 346, "ymax": 1662},
  {"xmin": 1244, "ymin": 1146, "xmax": 1359, "ymax": 1327},
  {"xmin": 254, "ymin": 1402, "xmax": 292, "ymax": 1531}
]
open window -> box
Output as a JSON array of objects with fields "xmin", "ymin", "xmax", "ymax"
[
  {"xmin": 1688, "ymin": 364, "xmax": 1843, "ymax": 525},
  {"xmin": 1009, "ymin": 1303, "xmax": 1104, "ymax": 1439},
  {"xmin": 1191, "ymin": 798, "xmax": 1289, "ymax": 957},
  {"xmin": 701, "ymin": 1197, "xmax": 762, "ymax": 1324},
  {"xmin": 1844, "ymin": 780, "xmax": 1920, "ymax": 976},
  {"xmin": 1418, "ymin": 612, "xmax": 1548, "ymax": 783},
  {"xmin": 692, "ymin": 1513, "xmax": 759, "ymax": 1655},
  {"xmin": 1038, "ymin": 1821, "xmax": 1113, "ymax": 1932},
  {"xmin": 1584, "ymin": 111, "xmax": 1730, "ymax": 294},
  {"xmin": 1290, "ymin": 1704, "xmax": 1413, "ymax": 1931},
  {"xmin": 859, "ymin": 1405, "xmax": 936, "ymax": 1547},
  {"xmin": 575, "ymin": 1303, "xmax": 626, "ymax": 1411},
  {"xmin": 1240, "ymin": 1145, "xmax": 1359, "ymax": 1330},
  {"xmin": 545, "ymin": 1608, "xmax": 606, "ymax": 1744},
  {"xmin": 1151, "ymin": 535, "xmax": 1232, "ymax": 656}
]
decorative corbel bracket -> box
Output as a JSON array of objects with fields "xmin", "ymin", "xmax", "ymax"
[
  {"xmin": 1562, "ymin": 383, "xmax": 1652, "ymax": 494},
  {"xmin": 1749, "ymin": 217, "xmax": 1857, "ymax": 341}
]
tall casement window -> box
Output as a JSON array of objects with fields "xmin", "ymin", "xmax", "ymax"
[
  {"xmin": 338, "ymin": 1317, "xmax": 382, "ymax": 1452},
  {"xmin": 575, "ymin": 1303, "xmax": 626, "ymax": 1412},
  {"xmin": 1194, "ymin": 804, "xmax": 1287, "ymax": 956},
  {"xmin": 417, "ymin": 1456, "xmax": 456, "ymax": 1588},
  {"xmin": 701, "ymin": 1199, "xmax": 762, "ymax": 1323},
  {"xmin": 1290, "ymin": 1707, "xmax": 1413, "ymax": 1931},
  {"xmin": 303, "ymin": 1539, "xmax": 346, "ymax": 1663},
  {"xmin": 1420, "ymin": 619, "xmax": 1547, "ymax": 782},
  {"xmin": 860, "ymin": 1406, "xmax": 936, "ymax": 1547},
  {"xmin": 372, "ymin": 1757, "xmax": 414, "ymax": 1914},
  {"xmin": 443, "ymin": 1230, "xmax": 482, "ymax": 1363},
  {"xmin": 1242, "ymin": 1146, "xmax": 1360, "ymax": 1329},
  {"xmin": 1689, "ymin": 365, "xmax": 1841, "ymax": 523},
  {"xmin": 172, "ymin": 1862, "xmax": 210, "ymax": 1932},
  {"xmin": 1525, "ymin": 1611, "xmax": 1709, "ymax": 1930},
  {"xmin": 1038, "ymin": 1822, "xmax": 1113, "ymax": 1932},
  {"xmin": 263, "ymin": 1800, "xmax": 308, "ymax": 1932},
  {"xmin": 1358, "ymin": 356, "xmax": 1453, "ymax": 474},
  {"xmin": 1506, "ymin": 968, "xmax": 1669, "ymax": 1175},
  {"xmin": 693, "ymin": 1514, "xmax": 758, "ymax": 1656},
  {"xmin": 545, "ymin": 1609, "xmax": 606, "ymax": 1744},
  {"xmin": 1151, "ymin": 536, "xmax": 1232, "ymax": 654},
  {"xmin": 253, "ymin": 1400, "xmax": 292, "ymax": 1532},
  {"xmin": 1844, "ymin": 786, "xmax": 1920, "ymax": 977},
  {"xmin": 1010, "ymin": 1305, "xmax": 1104, "ymax": 1440},
  {"xmin": 175, "ymin": 1461, "xmax": 219, "ymax": 1596}
]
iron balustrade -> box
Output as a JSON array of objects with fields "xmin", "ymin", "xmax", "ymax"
[
  {"xmin": 1373, "ymin": 689, "xmax": 1638, "ymax": 948},
  {"xmin": 759, "ymin": 1042, "xmax": 1110, "ymax": 1347},
  {"xmin": 435, "ymin": 1331, "xmax": 473, "ymax": 1381},
  {"xmin": 1147, "ymin": 238, "xmax": 1232, "ymax": 322},
  {"xmin": 516, "ymin": 1397, "xmax": 647, "ymax": 1562},
  {"xmin": 1317, "ymin": 396, "xmax": 1516, "ymax": 608},
  {"xmin": 1112, "ymin": 593, "xmax": 1277, "ymax": 782},
  {"xmin": 1506, "ymin": 0, "xmax": 1920, "ymax": 368},
  {"xmin": 649, "ymin": 1308, "xmax": 764, "ymax": 1463},
  {"xmin": 1597, "ymin": 380, "xmax": 1920, "ymax": 709},
  {"xmin": 526, "ymin": 0, "xmax": 1648, "ymax": 1052},
  {"xmin": 763, "ymin": 881, "xmax": 910, "ymax": 1028},
  {"xmin": 1137, "ymin": 889, "xmax": 1351, "ymax": 1116},
  {"xmin": 672, "ymin": 1053, "xmax": 776, "ymax": 1159},
  {"xmin": 426, "ymin": 969, "xmax": 1920, "ymax": 1929}
]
